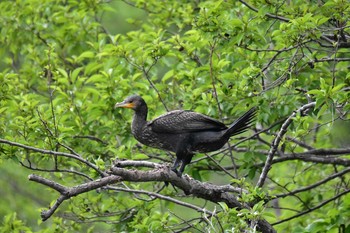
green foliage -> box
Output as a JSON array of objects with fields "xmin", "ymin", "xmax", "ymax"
[
  {"xmin": 0, "ymin": 213, "xmax": 31, "ymax": 233},
  {"xmin": 0, "ymin": 0, "xmax": 349, "ymax": 232}
]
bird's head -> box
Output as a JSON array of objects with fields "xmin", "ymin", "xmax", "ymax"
[{"xmin": 115, "ymin": 95, "xmax": 146, "ymax": 111}]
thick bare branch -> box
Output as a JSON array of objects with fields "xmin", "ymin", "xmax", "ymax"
[
  {"xmin": 110, "ymin": 164, "xmax": 246, "ymax": 194},
  {"xmin": 109, "ymin": 165, "xmax": 276, "ymax": 233}
]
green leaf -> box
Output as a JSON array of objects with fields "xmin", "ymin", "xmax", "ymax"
[
  {"xmin": 71, "ymin": 67, "xmax": 84, "ymax": 82},
  {"xmin": 331, "ymin": 83, "xmax": 345, "ymax": 93},
  {"xmin": 77, "ymin": 51, "xmax": 95, "ymax": 62},
  {"xmin": 218, "ymin": 202, "xmax": 229, "ymax": 212},
  {"xmin": 133, "ymin": 153, "xmax": 149, "ymax": 159},
  {"xmin": 162, "ymin": 69, "xmax": 174, "ymax": 82},
  {"xmin": 57, "ymin": 67, "xmax": 68, "ymax": 78},
  {"xmin": 308, "ymin": 89, "xmax": 324, "ymax": 95}
]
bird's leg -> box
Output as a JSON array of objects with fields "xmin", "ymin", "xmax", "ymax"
[
  {"xmin": 178, "ymin": 153, "xmax": 194, "ymax": 176},
  {"xmin": 171, "ymin": 158, "xmax": 181, "ymax": 176}
]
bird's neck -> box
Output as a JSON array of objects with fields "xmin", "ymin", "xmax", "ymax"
[{"xmin": 132, "ymin": 106, "xmax": 148, "ymax": 135}]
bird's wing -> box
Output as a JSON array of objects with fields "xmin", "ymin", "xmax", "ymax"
[{"xmin": 148, "ymin": 110, "xmax": 227, "ymax": 133}]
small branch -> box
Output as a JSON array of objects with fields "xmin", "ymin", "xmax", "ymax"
[
  {"xmin": 272, "ymin": 188, "xmax": 350, "ymax": 226},
  {"xmin": 256, "ymin": 102, "xmax": 316, "ymax": 188},
  {"xmin": 196, "ymin": 157, "xmax": 350, "ymax": 172},
  {"xmin": 274, "ymin": 167, "xmax": 350, "ymax": 199},
  {"xmin": 208, "ymin": 40, "xmax": 222, "ymax": 116},
  {"xmin": 0, "ymin": 138, "xmax": 106, "ymax": 176},
  {"xmin": 141, "ymin": 62, "xmax": 169, "ymax": 112},
  {"xmin": 20, "ymin": 163, "xmax": 92, "ymax": 180},
  {"xmin": 73, "ymin": 135, "xmax": 108, "ymax": 145},
  {"xmin": 124, "ymin": 54, "xmax": 168, "ymax": 112},
  {"xmin": 295, "ymin": 147, "xmax": 350, "ymax": 156},
  {"xmin": 313, "ymin": 57, "xmax": 350, "ymax": 63},
  {"xmin": 283, "ymin": 154, "xmax": 350, "ymax": 166},
  {"xmin": 108, "ymin": 186, "xmax": 214, "ymax": 216},
  {"xmin": 238, "ymin": 0, "xmax": 289, "ymax": 22},
  {"xmin": 258, "ymin": 50, "xmax": 283, "ymax": 90},
  {"xmin": 261, "ymin": 46, "xmax": 302, "ymax": 92},
  {"xmin": 42, "ymin": 195, "xmax": 68, "ymax": 221},
  {"xmin": 204, "ymin": 153, "xmax": 236, "ymax": 179},
  {"xmin": 29, "ymin": 174, "xmax": 67, "ymax": 194},
  {"xmin": 113, "ymin": 159, "xmax": 160, "ymax": 168},
  {"xmin": 57, "ymin": 142, "xmax": 81, "ymax": 157},
  {"xmin": 284, "ymin": 136, "xmax": 314, "ymax": 150},
  {"xmin": 28, "ymin": 174, "xmax": 121, "ymax": 221}
]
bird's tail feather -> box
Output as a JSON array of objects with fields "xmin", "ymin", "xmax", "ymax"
[{"xmin": 224, "ymin": 107, "xmax": 257, "ymax": 138}]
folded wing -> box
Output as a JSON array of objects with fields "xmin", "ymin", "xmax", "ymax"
[{"xmin": 148, "ymin": 110, "xmax": 227, "ymax": 133}]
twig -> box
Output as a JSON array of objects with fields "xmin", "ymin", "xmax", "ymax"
[
  {"xmin": 238, "ymin": 0, "xmax": 289, "ymax": 22},
  {"xmin": 20, "ymin": 161, "xmax": 92, "ymax": 180},
  {"xmin": 0, "ymin": 138, "xmax": 106, "ymax": 176},
  {"xmin": 204, "ymin": 153, "xmax": 236, "ymax": 180},
  {"xmin": 284, "ymin": 136, "xmax": 314, "ymax": 150},
  {"xmin": 208, "ymin": 40, "xmax": 222, "ymax": 116},
  {"xmin": 272, "ymin": 188, "xmax": 350, "ymax": 226},
  {"xmin": 274, "ymin": 167, "xmax": 350, "ymax": 199},
  {"xmin": 73, "ymin": 135, "xmax": 108, "ymax": 145},
  {"xmin": 195, "ymin": 150, "xmax": 350, "ymax": 171},
  {"xmin": 108, "ymin": 186, "xmax": 214, "ymax": 216}
]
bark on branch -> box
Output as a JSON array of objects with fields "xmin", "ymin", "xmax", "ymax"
[
  {"xmin": 109, "ymin": 164, "xmax": 276, "ymax": 233},
  {"xmin": 27, "ymin": 163, "xmax": 276, "ymax": 233}
]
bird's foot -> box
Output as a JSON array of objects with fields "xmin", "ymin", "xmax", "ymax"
[
  {"xmin": 171, "ymin": 167, "xmax": 182, "ymax": 177},
  {"xmin": 164, "ymin": 181, "xmax": 178, "ymax": 192}
]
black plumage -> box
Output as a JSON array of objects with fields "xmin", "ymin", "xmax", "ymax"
[{"xmin": 115, "ymin": 95, "xmax": 257, "ymax": 175}]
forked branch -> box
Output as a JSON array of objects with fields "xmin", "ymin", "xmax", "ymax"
[{"xmin": 28, "ymin": 174, "xmax": 121, "ymax": 221}]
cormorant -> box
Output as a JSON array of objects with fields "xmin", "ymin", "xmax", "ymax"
[{"xmin": 115, "ymin": 95, "xmax": 257, "ymax": 176}]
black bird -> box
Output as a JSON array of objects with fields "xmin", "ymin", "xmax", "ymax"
[{"xmin": 115, "ymin": 95, "xmax": 257, "ymax": 176}]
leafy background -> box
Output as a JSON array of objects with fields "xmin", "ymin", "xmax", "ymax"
[{"xmin": 0, "ymin": 0, "xmax": 349, "ymax": 232}]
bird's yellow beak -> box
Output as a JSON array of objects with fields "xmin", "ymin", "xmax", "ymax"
[{"xmin": 114, "ymin": 101, "xmax": 135, "ymax": 109}]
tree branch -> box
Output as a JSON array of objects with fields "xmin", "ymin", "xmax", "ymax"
[
  {"xmin": 293, "ymin": 148, "xmax": 350, "ymax": 156},
  {"xmin": 109, "ymin": 165, "xmax": 276, "ymax": 233},
  {"xmin": 256, "ymin": 102, "xmax": 316, "ymax": 188},
  {"xmin": 195, "ymin": 154, "xmax": 350, "ymax": 172}
]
